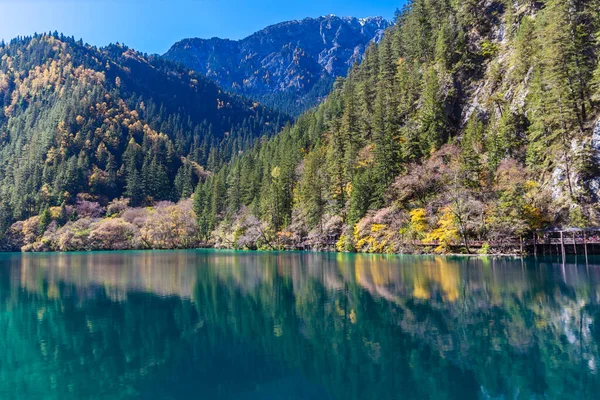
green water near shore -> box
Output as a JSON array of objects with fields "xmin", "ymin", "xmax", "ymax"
[{"xmin": 0, "ymin": 250, "xmax": 599, "ymax": 399}]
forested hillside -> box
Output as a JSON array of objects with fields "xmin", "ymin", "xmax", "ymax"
[
  {"xmin": 4, "ymin": 0, "xmax": 600, "ymax": 254},
  {"xmin": 191, "ymin": 0, "xmax": 600, "ymax": 253},
  {"xmin": 0, "ymin": 33, "xmax": 288, "ymax": 248}
]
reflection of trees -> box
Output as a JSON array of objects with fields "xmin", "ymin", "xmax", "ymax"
[
  {"xmin": 0, "ymin": 268, "xmax": 311, "ymax": 399},
  {"xmin": 3, "ymin": 252, "xmax": 600, "ymax": 399},
  {"xmin": 0, "ymin": 286, "xmax": 196, "ymax": 398},
  {"xmin": 15, "ymin": 251, "xmax": 202, "ymax": 300},
  {"xmin": 195, "ymin": 254, "xmax": 600, "ymax": 399}
]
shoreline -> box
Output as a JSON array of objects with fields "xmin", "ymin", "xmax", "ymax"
[{"xmin": 1, "ymin": 247, "xmax": 595, "ymax": 258}]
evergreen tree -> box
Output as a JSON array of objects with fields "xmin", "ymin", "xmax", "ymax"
[
  {"xmin": 38, "ymin": 209, "xmax": 52, "ymax": 235},
  {"xmin": 298, "ymin": 149, "xmax": 328, "ymax": 231},
  {"xmin": 419, "ymin": 66, "xmax": 447, "ymax": 155}
]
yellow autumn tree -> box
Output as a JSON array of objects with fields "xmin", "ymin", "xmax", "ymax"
[
  {"xmin": 424, "ymin": 207, "xmax": 459, "ymax": 253},
  {"xmin": 408, "ymin": 208, "xmax": 428, "ymax": 241}
]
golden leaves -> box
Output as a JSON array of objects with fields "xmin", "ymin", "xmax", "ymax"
[{"xmin": 424, "ymin": 207, "xmax": 459, "ymax": 254}]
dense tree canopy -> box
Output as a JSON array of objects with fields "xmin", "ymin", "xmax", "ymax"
[
  {"xmin": 3, "ymin": 0, "xmax": 600, "ymax": 253},
  {"xmin": 0, "ymin": 33, "xmax": 288, "ymax": 237},
  {"xmin": 189, "ymin": 0, "xmax": 600, "ymax": 253}
]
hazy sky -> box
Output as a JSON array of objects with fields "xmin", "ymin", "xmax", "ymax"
[{"xmin": 0, "ymin": 0, "xmax": 401, "ymax": 54}]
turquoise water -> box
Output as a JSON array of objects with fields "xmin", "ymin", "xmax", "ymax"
[{"xmin": 0, "ymin": 250, "xmax": 599, "ymax": 399}]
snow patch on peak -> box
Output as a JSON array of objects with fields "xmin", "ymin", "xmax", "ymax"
[{"xmin": 358, "ymin": 17, "xmax": 379, "ymax": 26}]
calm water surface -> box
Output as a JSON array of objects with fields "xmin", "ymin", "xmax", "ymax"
[{"xmin": 0, "ymin": 250, "xmax": 599, "ymax": 399}]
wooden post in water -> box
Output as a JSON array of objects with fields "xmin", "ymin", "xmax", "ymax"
[
  {"xmin": 583, "ymin": 231, "xmax": 588, "ymax": 265},
  {"xmin": 572, "ymin": 232, "xmax": 577, "ymax": 255},
  {"xmin": 543, "ymin": 232, "xmax": 547, "ymax": 256},
  {"xmin": 533, "ymin": 232, "xmax": 537, "ymax": 257},
  {"xmin": 520, "ymin": 236, "xmax": 524, "ymax": 256},
  {"xmin": 560, "ymin": 231, "xmax": 565, "ymax": 259}
]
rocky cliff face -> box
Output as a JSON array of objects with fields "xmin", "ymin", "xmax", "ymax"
[
  {"xmin": 164, "ymin": 15, "xmax": 389, "ymax": 115},
  {"xmin": 589, "ymin": 119, "xmax": 600, "ymax": 201}
]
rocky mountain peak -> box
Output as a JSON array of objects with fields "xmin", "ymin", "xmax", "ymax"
[{"xmin": 164, "ymin": 16, "xmax": 390, "ymax": 115}]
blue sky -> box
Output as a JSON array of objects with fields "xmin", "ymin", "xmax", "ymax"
[{"xmin": 0, "ymin": 0, "xmax": 402, "ymax": 54}]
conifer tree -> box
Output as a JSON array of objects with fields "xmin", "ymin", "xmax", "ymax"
[
  {"xmin": 298, "ymin": 149, "xmax": 328, "ymax": 231},
  {"xmin": 419, "ymin": 66, "xmax": 447, "ymax": 154}
]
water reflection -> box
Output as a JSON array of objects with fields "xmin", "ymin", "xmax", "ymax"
[{"xmin": 0, "ymin": 251, "xmax": 599, "ymax": 399}]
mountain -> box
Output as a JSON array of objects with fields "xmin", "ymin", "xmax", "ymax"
[
  {"xmin": 164, "ymin": 15, "xmax": 390, "ymax": 116},
  {"xmin": 5, "ymin": 0, "xmax": 600, "ymax": 254},
  {"xmin": 0, "ymin": 34, "xmax": 288, "ymax": 225},
  {"xmin": 187, "ymin": 0, "xmax": 600, "ymax": 253}
]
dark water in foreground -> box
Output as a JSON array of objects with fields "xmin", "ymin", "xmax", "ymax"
[{"xmin": 0, "ymin": 251, "xmax": 599, "ymax": 399}]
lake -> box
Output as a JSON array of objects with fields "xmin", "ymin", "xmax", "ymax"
[{"xmin": 0, "ymin": 250, "xmax": 599, "ymax": 399}]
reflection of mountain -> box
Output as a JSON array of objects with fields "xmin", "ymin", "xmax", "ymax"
[{"xmin": 2, "ymin": 252, "xmax": 600, "ymax": 399}]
